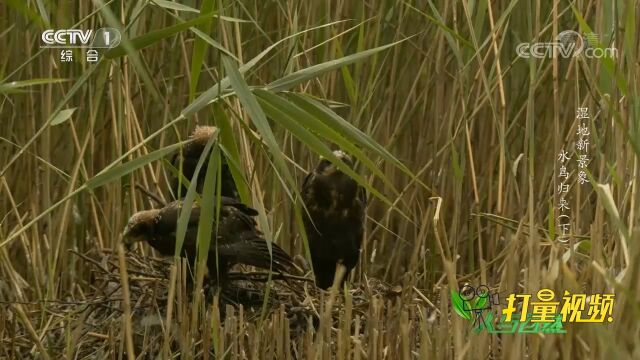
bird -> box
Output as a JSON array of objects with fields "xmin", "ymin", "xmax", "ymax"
[
  {"xmin": 170, "ymin": 126, "xmax": 239, "ymax": 200},
  {"xmin": 123, "ymin": 196, "xmax": 294, "ymax": 284},
  {"xmin": 301, "ymin": 150, "xmax": 366, "ymax": 289}
]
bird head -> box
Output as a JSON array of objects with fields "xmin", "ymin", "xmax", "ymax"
[
  {"xmin": 174, "ymin": 126, "xmax": 218, "ymax": 162},
  {"xmin": 122, "ymin": 209, "xmax": 160, "ymax": 249},
  {"xmin": 189, "ymin": 126, "xmax": 217, "ymax": 150},
  {"xmin": 315, "ymin": 150, "xmax": 354, "ymax": 177}
]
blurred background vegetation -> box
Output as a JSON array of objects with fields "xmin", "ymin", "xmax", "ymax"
[{"xmin": 0, "ymin": 0, "xmax": 638, "ymax": 359}]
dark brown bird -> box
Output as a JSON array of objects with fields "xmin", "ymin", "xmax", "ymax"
[
  {"xmin": 123, "ymin": 197, "xmax": 294, "ymax": 283},
  {"xmin": 301, "ymin": 150, "xmax": 366, "ymax": 289},
  {"xmin": 171, "ymin": 126, "xmax": 239, "ymax": 200}
]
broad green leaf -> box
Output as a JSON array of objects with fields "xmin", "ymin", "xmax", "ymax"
[
  {"xmin": 50, "ymin": 108, "xmax": 76, "ymax": 126},
  {"xmin": 175, "ymin": 130, "xmax": 218, "ymax": 259},
  {"xmin": 196, "ymin": 144, "xmax": 219, "ymax": 272},
  {"xmin": 222, "ymin": 55, "xmax": 296, "ymax": 250},
  {"xmin": 222, "ymin": 59, "xmax": 282, "ymax": 323},
  {"xmin": 288, "ymin": 94, "xmax": 427, "ymax": 192},
  {"xmin": 213, "ymin": 104, "xmax": 251, "ymax": 204},
  {"xmin": 95, "ymin": 0, "xmax": 162, "ymax": 103},
  {"xmin": 86, "ymin": 140, "xmax": 190, "ymax": 190},
  {"xmin": 222, "ymin": 56, "xmax": 297, "ymax": 192},
  {"xmin": 189, "ymin": 27, "xmax": 238, "ymax": 61},
  {"xmin": 181, "ymin": 20, "xmax": 350, "ymax": 118},
  {"xmin": 151, "ymin": 0, "xmax": 249, "ymax": 22},
  {"xmin": 105, "ymin": 12, "xmax": 219, "ymax": 58},
  {"xmin": 256, "ymin": 92, "xmax": 362, "ymax": 187},
  {"xmin": 0, "ymin": 78, "xmax": 69, "ymax": 94},
  {"xmin": 151, "ymin": 0, "xmax": 199, "ymax": 12},
  {"xmin": 189, "ymin": 0, "xmax": 216, "ymax": 102},
  {"xmin": 332, "ymin": 34, "xmax": 358, "ymax": 104},
  {"xmin": 288, "ymin": 93, "xmax": 402, "ymax": 170},
  {"xmin": 266, "ymin": 38, "xmax": 409, "ymax": 92},
  {"xmin": 273, "ymin": 92, "xmax": 390, "ymax": 187},
  {"xmin": 405, "ymin": 1, "xmax": 469, "ymax": 66},
  {"xmin": 254, "ymin": 90, "xmax": 398, "ymax": 208},
  {"xmin": 162, "ymin": 157, "xmax": 194, "ymax": 198}
]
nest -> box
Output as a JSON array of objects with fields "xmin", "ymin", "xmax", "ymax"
[{"xmin": 0, "ymin": 249, "xmax": 424, "ymax": 359}]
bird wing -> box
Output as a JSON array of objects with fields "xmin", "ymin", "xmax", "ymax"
[
  {"xmin": 156, "ymin": 198, "xmax": 257, "ymax": 232},
  {"xmin": 154, "ymin": 200, "xmax": 201, "ymax": 234},
  {"xmin": 214, "ymin": 236, "xmax": 294, "ymax": 273},
  {"xmin": 219, "ymin": 196, "xmax": 259, "ymax": 216},
  {"xmin": 156, "ymin": 199, "xmax": 293, "ymax": 273}
]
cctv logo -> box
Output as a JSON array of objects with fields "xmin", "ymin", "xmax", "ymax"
[
  {"xmin": 41, "ymin": 28, "xmax": 121, "ymax": 48},
  {"xmin": 42, "ymin": 30, "xmax": 92, "ymax": 46}
]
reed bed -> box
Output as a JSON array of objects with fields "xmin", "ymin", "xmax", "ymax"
[{"xmin": 1, "ymin": 0, "xmax": 639, "ymax": 358}]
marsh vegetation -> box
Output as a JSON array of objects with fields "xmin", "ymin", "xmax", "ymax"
[{"xmin": 0, "ymin": 0, "xmax": 638, "ymax": 359}]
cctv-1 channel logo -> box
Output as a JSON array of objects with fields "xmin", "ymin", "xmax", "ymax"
[{"xmin": 41, "ymin": 28, "xmax": 121, "ymax": 48}]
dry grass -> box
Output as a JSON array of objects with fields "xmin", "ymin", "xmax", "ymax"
[{"xmin": 1, "ymin": 0, "xmax": 639, "ymax": 359}]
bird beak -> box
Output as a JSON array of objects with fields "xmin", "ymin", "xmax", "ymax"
[
  {"xmin": 122, "ymin": 225, "xmax": 138, "ymax": 251},
  {"xmin": 320, "ymin": 152, "xmax": 353, "ymax": 176},
  {"xmin": 334, "ymin": 153, "xmax": 353, "ymax": 167}
]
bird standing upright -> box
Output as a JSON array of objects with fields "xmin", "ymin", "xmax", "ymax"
[
  {"xmin": 301, "ymin": 150, "xmax": 366, "ymax": 289},
  {"xmin": 171, "ymin": 126, "xmax": 239, "ymax": 200}
]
